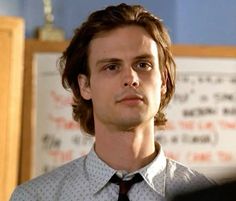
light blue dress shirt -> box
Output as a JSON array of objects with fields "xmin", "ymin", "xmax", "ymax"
[{"xmin": 10, "ymin": 143, "xmax": 214, "ymax": 201}]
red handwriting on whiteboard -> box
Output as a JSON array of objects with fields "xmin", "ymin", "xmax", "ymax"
[
  {"xmin": 178, "ymin": 120, "xmax": 194, "ymax": 130},
  {"xmin": 219, "ymin": 120, "xmax": 236, "ymax": 130},
  {"xmin": 50, "ymin": 90, "xmax": 72, "ymax": 108},
  {"xmin": 48, "ymin": 114, "xmax": 80, "ymax": 130},
  {"xmin": 165, "ymin": 121, "xmax": 176, "ymax": 130},
  {"xmin": 164, "ymin": 151, "xmax": 180, "ymax": 161},
  {"xmin": 177, "ymin": 120, "xmax": 216, "ymax": 132},
  {"xmin": 187, "ymin": 151, "xmax": 212, "ymax": 162},
  {"xmin": 197, "ymin": 121, "xmax": 216, "ymax": 131},
  {"xmin": 217, "ymin": 151, "xmax": 233, "ymax": 162}
]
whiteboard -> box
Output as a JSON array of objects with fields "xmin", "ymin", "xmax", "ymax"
[
  {"xmin": 33, "ymin": 53, "xmax": 94, "ymax": 177},
  {"xmin": 158, "ymin": 57, "xmax": 236, "ymax": 182},
  {"xmin": 32, "ymin": 53, "xmax": 236, "ymax": 182}
]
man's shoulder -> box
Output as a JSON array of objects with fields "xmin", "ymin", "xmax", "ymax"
[
  {"xmin": 10, "ymin": 156, "xmax": 87, "ymax": 200},
  {"xmin": 165, "ymin": 158, "xmax": 215, "ymax": 195},
  {"xmin": 25, "ymin": 155, "xmax": 85, "ymax": 185},
  {"xmin": 166, "ymin": 158, "xmax": 213, "ymax": 182}
]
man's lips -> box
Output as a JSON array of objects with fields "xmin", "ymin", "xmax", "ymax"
[{"xmin": 116, "ymin": 94, "xmax": 144, "ymax": 103}]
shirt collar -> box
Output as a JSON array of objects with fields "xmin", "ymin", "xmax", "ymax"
[
  {"xmin": 139, "ymin": 142, "xmax": 166, "ymax": 196},
  {"xmin": 86, "ymin": 142, "xmax": 167, "ymax": 196},
  {"xmin": 86, "ymin": 145, "xmax": 116, "ymax": 195}
]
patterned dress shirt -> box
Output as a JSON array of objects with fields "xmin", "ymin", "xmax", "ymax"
[{"xmin": 10, "ymin": 143, "xmax": 214, "ymax": 201}]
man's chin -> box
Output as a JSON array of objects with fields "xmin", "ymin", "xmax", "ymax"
[{"xmin": 116, "ymin": 118, "xmax": 146, "ymax": 131}]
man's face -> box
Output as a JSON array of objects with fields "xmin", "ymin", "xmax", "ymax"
[{"xmin": 78, "ymin": 25, "xmax": 164, "ymax": 131}]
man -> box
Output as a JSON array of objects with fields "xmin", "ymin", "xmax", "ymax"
[{"xmin": 11, "ymin": 3, "xmax": 213, "ymax": 201}]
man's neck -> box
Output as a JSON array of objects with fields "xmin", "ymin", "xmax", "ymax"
[{"xmin": 94, "ymin": 124, "xmax": 157, "ymax": 172}]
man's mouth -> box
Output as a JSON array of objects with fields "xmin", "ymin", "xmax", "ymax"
[{"xmin": 116, "ymin": 94, "xmax": 144, "ymax": 105}]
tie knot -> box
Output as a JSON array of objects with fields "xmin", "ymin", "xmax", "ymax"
[{"xmin": 110, "ymin": 173, "xmax": 143, "ymax": 195}]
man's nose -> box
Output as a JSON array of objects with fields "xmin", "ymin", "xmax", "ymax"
[{"xmin": 122, "ymin": 67, "xmax": 140, "ymax": 88}]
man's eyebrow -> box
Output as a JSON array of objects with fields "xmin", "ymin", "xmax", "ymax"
[
  {"xmin": 134, "ymin": 54, "xmax": 154, "ymax": 60},
  {"xmin": 96, "ymin": 54, "xmax": 154, "ymax": 66},
  {"xmin": 96, "ymin": 58, "xmax": 122, "ymax": 66}
]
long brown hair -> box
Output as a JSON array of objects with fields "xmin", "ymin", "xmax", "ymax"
[{"xmin": 59, "ymin": 3, "xmax": 176, "ymax": 135}]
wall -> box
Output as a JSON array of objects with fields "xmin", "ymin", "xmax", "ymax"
[
  {"xmin": 176, "ymin": 0, "xmax": 236, "ymax": 45},
  {"xmin": 0, "ymin": 0, "xmax": 235, "ymax": 43},
  {"xmin": 21, "ymin": 0, "xmax": 176, "ymax": 40},
  {"xmin": 0, "ymin": 0, "xmax": 22, "ymax": 16}
]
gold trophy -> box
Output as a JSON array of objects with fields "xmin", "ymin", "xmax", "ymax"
[{"xmin": 37, "ymin": 0, "xmax": 65, "ymax": 41}]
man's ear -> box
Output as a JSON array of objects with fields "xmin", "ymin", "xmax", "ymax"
[
  {"xmin": 77, "ymin": 74, "xmax": 91, "ymax": 100},
  {"xmin": 161, "ymin": 68, "xmax": 167, "ymax": 95}
]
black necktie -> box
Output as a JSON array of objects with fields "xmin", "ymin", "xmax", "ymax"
[{"xmin": 109, "ymin": 173, "xmax": 143, "ymax": 201}]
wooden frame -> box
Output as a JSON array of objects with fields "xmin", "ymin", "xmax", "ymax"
[
  {"xmin": 20, "ymin": 39, "xmax": 68, "ymax": 183},
  {"xmin": 0, "ymin": 16, "xmax": 24, "ymax": 201},
  {"xmin": 172, "ymin": 45, "xmax": 236, "ymax": 57},
  {"xmin": 20, "ymin": 42, "xmax": 236, "ymax": 184}
]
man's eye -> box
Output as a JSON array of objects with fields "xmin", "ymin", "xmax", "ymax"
[
  {"xmin": 105, "ymin": 64, "xmax": 119, "ymax": 71},
  {"xmin": 136, "ymin": 62, "xmax": 152, "ymax": 71}
]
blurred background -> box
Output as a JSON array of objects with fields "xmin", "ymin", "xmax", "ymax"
[
  {"xmin": 0, "ymin": 0, "xmax": 236, "ymax": 44},
  {"xmin": 1, "ymin": 1, "xmax": 236, "ymax": 201}
]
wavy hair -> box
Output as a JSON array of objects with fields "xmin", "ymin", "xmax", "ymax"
[{"xmin": 59, "ymin": 3, "xmax": 176, "ymax": 135}]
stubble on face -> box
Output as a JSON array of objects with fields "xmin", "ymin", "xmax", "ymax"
[{"xmin": 86, "ymin": 25, "xmax": 162, "ymax": 133}]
